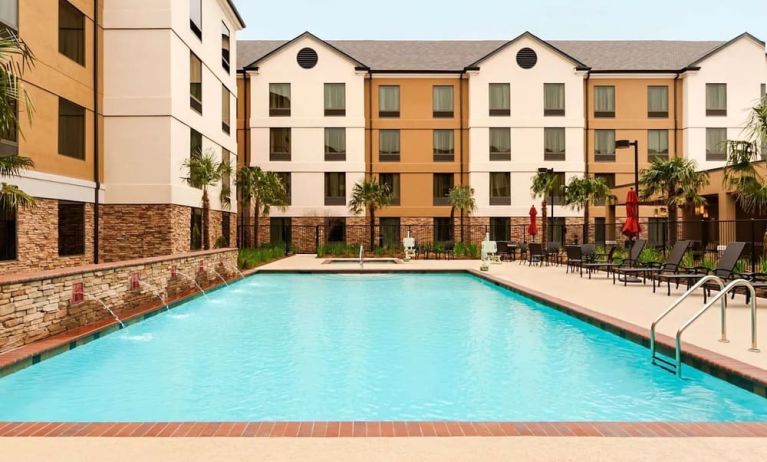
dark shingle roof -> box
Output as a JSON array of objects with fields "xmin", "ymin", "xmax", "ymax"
[{"xmin": 237, "ymin": 36, "xmax": 734, "ymax": 72}]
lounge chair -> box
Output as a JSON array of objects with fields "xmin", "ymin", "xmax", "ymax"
[
  {"xmin": 606, "ymin": 240, "xmax": 647, "ymax": 284},
  {"xmin": 736, "ymin": 272, "xmax": 766, "ymax": 303},
  {"xmin": 615, "ymin": 240, "xmax": 691, "ymax": 291},
  {"xmin": 565, "ymin": 244, "xmax": 595, "ymax": 276},
  {"xmin": 580, "ymin": 246, "xmax": 617, "ymax": 279},
  {"xmin": 654, "ymin": 241, "xmax": 746, "ymax": 300}
]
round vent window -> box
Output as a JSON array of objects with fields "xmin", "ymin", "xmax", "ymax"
[
  {"xmin": 516, "ymin": 47, "xmax": 537, "ymax": 69},
  {"xmin": 297, "ymin": 47, "xmax": 318, "ymax": 69}
]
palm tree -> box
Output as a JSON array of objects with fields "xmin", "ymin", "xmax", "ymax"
[
  {"xmin": 639, "ymin": 157, "xmax": 709, "ymax": 244},
  {"xmin": 564, "ymin": 175, "xmax": 614, "ymax": 242},
  {"xmin": 447, "ymin": 185, "xmax": 476, "ymax": 243},
  {"xmin": 348, "ymin": 179, "xmax": 392, "ymax": 251},
  {"xmin": 181, "ymin": 149, "xmax": 231, "ymax": 250},
  {"xmin": 236, "ymin": 166, "xmax": 287, "ymax": 247},
  {"xmin": 530, "ymin": 171, "xmax": 562, "ymax": 248},
  {"xmin": 0, "ymin": 30, "xmax": 36, "ymax": 213},
  {"xmin": 723, "ymin": 95, "xmax": 767, "ymax": 215}
]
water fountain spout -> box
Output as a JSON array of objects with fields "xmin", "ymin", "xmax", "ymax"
[
  {"xmin": 138, "ymin": 280, "xmax": 169, "ymax": 311},
  {"xmin": 83, "ymin": 294, "xmax": 125, "ymax": 328},
  {"xmin": 211, "ymin": 268, "xmax": 229, "ymax": 286},
  {"xmin": 176, "ymin": 271, "xmax": 207, "ymax": 297},
  {"xmin": 222, "ymin": 260, "xmax": 245, "ymax": 279}
]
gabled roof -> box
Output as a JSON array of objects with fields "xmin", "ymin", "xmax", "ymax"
[
  {"xmin": 225, "ymin": 0, "xmax": 246, "ymax": 29},
  {"xmin": 467, "ymin": 31, "xmax": 589, "ymax": 70},
  {"xmin": 237, "ymin": 32, "xmax": 761, "ymax": 73},
  {"xmin": 243, "ymin": 31, "xmax": 367, "ymax": 70},
  {"xmin": 687, "ymin": 32, "xmax": 766, "ymax": 67}
]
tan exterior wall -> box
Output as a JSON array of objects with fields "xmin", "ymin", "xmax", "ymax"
[
  {"xmin": 17, "ymin": 0, "xmax": 103, "ymax": 183},
  {"xmin": 371, "ymin": 77, "xmax": 466, "ymax": 219}
]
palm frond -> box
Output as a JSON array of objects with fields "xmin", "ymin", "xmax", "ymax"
[
  {"xmin": 0, "ymin": 182, "xmax": 35, "ymax": 211},
  {"xmin": 448, "ymin": 185, "xmax": 476, "ymax": 213},
  {"xmin": 348, "ymin": 179, "xmax": 391, "ymax": 215},
  {"xmin": 0, "ymin": 154, "xmax": 33, "ymax": 177}
]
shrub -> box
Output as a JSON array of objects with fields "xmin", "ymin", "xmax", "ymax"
[{"xmin": 238, "ymin": 244, "xmax": 287, "ymax": 269}]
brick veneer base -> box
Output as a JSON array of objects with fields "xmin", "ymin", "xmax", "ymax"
[{"xmin": 0, "ymin": 248, "xmax": 238, "ymax": 354}]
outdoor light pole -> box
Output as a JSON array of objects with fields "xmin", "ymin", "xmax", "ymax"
[{"xmin": 615, "ymin": 139, "xmax": 639, "ymax": 195}]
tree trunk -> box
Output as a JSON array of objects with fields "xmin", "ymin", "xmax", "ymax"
[
  {"xmin": 369, "ymin": 206, "xmax": 376, "ymax": 252},
  {"xmin": 667, "ymin": 187, "xmax": 677, "ymax": 246},
  {"xmin": 583, "ymin": 202, "xmax": 590, "ymax": 244},
  {"xmin": 202, "ymin": 190, "xmax": 210, "ymax": 250},
  {"xmin": 254, "ymin": 198, "xmax": 261, "ymax": 248},
  {"xmin": 450, "ymin": 206, "xmax": 456, "ymax": 242},
  {"xmin": 460, "ymin": 209, "xmax": 465, "ymax": 243},
  {"xmin": 541, "ymin": 199, "xmax": 548, "ymax": 248}
]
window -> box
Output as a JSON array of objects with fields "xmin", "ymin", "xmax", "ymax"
[
  {"xmin": 269, "ymin": 83, "xmax": 290, "ymax": 116},
  {"xmin": 648, "ymin": 129, "xmax": 669, "ymax": 160},
  {"xmin": 58, "ymin": 98, "xmax": 85, "ymax": 159},
  {"xmin": 489, "ymin": 83, "xmax": 510, "ymax": 116},
  {"xmin": 489, "ymin": 128, "xmax": 511, "ymax": 161},
  {"xmin": 594, "ymin": 173, "xmax": 614, "ymax": 205},
  {"xmin": 324, "ymin": 128, "xmax": 346, "ymax": 161},
  {"xmin": 543, "ymin": 128, "xmax": 565, "ymax": 161},
  {"xmin": 434, "ymin": 217, "xmax": 452, "ymax": 242},
  {"xmin": 324, "ymin": 172, "xmax": 346, "ymax": 205},
  {"xmin": 490, "ymin": 217, "xmax": 510, "ymax": 241},
  {"xmin": 706, "ymin": 83, "xmax": 726, "ymax": 116},
  {"xmin": 270, "ymin": 217, "xmax": 292, "ymax": 246},
  {"xmin": 326, "ymin": 218, "xmax": 345, "ymax": 243},
  {"xmin": 379, "ymin": 85, "xmax": 400, "ymax": 117},
  {"xmin": 489, "ymin": 172, "xmax": 511, "ymax": 205},
  {"xmin": 0, "ymin": 209, "xmax": 15, "ymax": 261},
  {"xmin": 706, "ymin": 128, "xmax": 727, "ymax": 161},
  {"xmin": 0, "ymin": 0, "xmax": 18, "ymax": 30},
  {"xmin": 594, "ymin": 217, "xmax": 606, "ymax": 244},
  {"xmin": 543, "ymin": 83, "xmax": 565, "ymax": 116},
  {"xmin": 648, "ymin": 218, "xmax": 665, "ymax": 248},
  {"xmin": 380, "ymin": 217, "xmax": 400, "ymax": 247},
  {"xmin": 433, "ymin": 130, "xmax": 454, "ymax": 161},
  {"xmin": 379, "ymin": 130, "xmax": 400, "ymax": 162},
  {"xmin": 190, "ymin": 208, "xmax": 202, "ymax": 250},
  {"xmin": 221, "ymin": 213, "xmax": 230, "ymax": 247},
  {"xmin": 433, "ymin": 86, "xmax": 454, "ymax": 118},
  {"xmin": 324, "ymin": 83, "xmax": 346, "ymax": 116},
  {"xmin": 59, "ymin": 0, "xmax": 84, "ymax": 65},
  {"xmin": 270, "ymin": 128, "xmax": 290, "ymax": 161},
  {"xmin": 433, "ymin": 174, "xmax": 453, "ymax": 206},
  {"xmin": 594, "ymin": 129, "xmax": 615, "ymax": 161},
  {"xmin": 647, "ymin": 86, "xmax": 668, "ymax": 118},
  {"xmin": 190, "ymin": 0, "xmax": 202, "ymax": 39},
  {"xmin": 190, "ymin": 128, "xmax": 202, "ymax": 158},
  {"xmin": 58, "ymin": 201, "xmax": 85, "ymax": 256},
  {"xmin": 594, "ymin": 86, "xmax": 615, "ymax": 117},
  {"xmin": 551, "ymin": 172, "xmax": 566, "ymax": 205},
  {"xmin": 1, "ymin": 99, "xmax": 17, "ymax": 155},
  {"xmin": 221, "ymin": 22, "xmax": 230, "ymax": 72},
  {"xmin": 379, "ymin": 173, "xmax": 400, "ymax": 206},
  {"xmin": 190, "ymin": 52, "xmax": 202, "ymax": 113},
  {"xmin": 547, "ymin": 217, "xmax": 565, "ymax": 244},
  {"xmin": 276, "ymin": 172, "xmax": 291, "ymax": 205},
  {"xmin": 221, "ymin": 86, "xmax": 231, "ymax": 133}
]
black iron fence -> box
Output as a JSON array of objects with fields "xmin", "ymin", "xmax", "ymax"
[{"xmin": 238, "ymin": 219, "xmax": 767, "ymax": 271}]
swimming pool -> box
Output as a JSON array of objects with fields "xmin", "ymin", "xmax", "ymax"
[{"xmin": 0, "ymin": 273, "xmax": 765, "ymax": 422}]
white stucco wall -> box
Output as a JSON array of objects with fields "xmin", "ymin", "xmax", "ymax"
[
  {"xmin": 468, "ymin": 35, "xmax": 586, "ymax": 217},
  {"xmin": 103, "ymin": 0, "xmax": 240, "ymax": 211},
  {"xmin": 248, "ymin": 35, "xmax": 367, "ymax": 217},
  {"xmin": 683, "ymin": 36, "xmax": 767, "ymax": 171}
]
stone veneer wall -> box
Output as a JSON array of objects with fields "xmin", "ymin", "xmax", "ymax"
[
  {"xmin": 0, "ymin": 248, "xmax": 238, "ymax": 354},
  {"xmin": 0, "ymin": 199, "xmax": 95, "ymax": 274}
]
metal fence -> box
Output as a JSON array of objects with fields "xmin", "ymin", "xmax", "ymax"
[{"xmin": 238, "ymin": 219, "xmax": 767, "ymax": 270}]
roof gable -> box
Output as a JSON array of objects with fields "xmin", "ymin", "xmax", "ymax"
[
  {"xmin": 467, "ymin": 32, "xmax": 589, "ymax": 70},
  {"xmin": 687, "ymin": 32, "xmax": 765, "ymax": 67},
  {"xmin": 243, "ymin": 32, "xmax": 367, "ymax": 70}
]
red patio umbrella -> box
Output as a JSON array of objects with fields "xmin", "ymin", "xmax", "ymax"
[
  {"xmin": 622, "ymin": 188, "xmax": 641, "ymax": 238},
  {"xmin": 528, "ymin": 205, "xmax": 538, "ymax": 241}
]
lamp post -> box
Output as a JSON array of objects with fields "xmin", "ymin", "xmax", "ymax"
[{"xmin": 615, "ymin": 139, "xmax": 639, "ymax": 195}]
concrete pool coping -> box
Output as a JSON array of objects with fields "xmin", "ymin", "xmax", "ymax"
[{"xmin": 1, "ymin": 261, "xmax": 766, "ymax": 438}]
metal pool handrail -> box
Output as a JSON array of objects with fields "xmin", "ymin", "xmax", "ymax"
[
  {"xmin": 650, "ymin": 275, "xmax": 725, "ymax": 361},
  {"xmin": 675, "ymin": 279, "xmax": 759, "ymax": 377}
]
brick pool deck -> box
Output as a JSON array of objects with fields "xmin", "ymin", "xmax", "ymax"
[{"xmin": 1, "ymin": 254, "xmax": 767, "ymax": 448}]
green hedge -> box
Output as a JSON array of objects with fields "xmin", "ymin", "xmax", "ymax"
[{"xmin": 238, "ymin": 245, "xmax": 287, "ymax": 269}]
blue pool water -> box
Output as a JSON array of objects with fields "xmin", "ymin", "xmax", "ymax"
[{"xmin": 0, "ymin": 273, "xmax": 765, "ymax": 422}]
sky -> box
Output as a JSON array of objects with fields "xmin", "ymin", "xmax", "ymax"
[{"xmin": 236, "ymin": 0, "xmax": 767, "ymax": 42}]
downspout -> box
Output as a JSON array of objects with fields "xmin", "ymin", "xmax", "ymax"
[
  {"xmin": 583, "ymin": 70, "xmax": 591, "ymax": 242},
  {"xmin": 673, "ymin": 71, "xmax": 681, "ymax": 159},
  {"xmin": 92, "ymin": 0, "xmax": 100, "ymax": 263},
  {"xmin": 367, "ymin": 70, "xmax": 373, "ymax": 178},
  {"xmin": 459, "ymin": 71, "xmax": 464, "ymax": 186}
]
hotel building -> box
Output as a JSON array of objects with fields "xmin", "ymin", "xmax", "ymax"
[{"xmin": 237, "ymin": 32, "xmax": 766, "ymax": 248}]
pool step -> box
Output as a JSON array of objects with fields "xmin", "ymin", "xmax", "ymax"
[{"xmin": 651, "ymin": 354, "xmax": 677, "ymax": 374}]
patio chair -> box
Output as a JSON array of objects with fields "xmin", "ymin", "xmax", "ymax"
[
  {"xmin": 580, "ymin": 246, "xmax": 617, "ymax": 279},
  {"xmin": 495, "ymin": 241, "xmax": 509, "ymax": 262},
  {"xmin": 654, "ymin": 241, "xmax": 746, "ymax": 301},
  {"xmin": 565, "ymin": 244, "xmax": 595, "ymax": 276},
  {"xmin": 546, "ymin": 242, "xmax": 562, "ymax": 266},
  {"xmin": 443, "ymin": 242, "xmax": 456, "ymax": 260},
  {"xmin": 606, "ymin": 239, "xmax": 648, "ymax": 284},
  {"xmin": 527, "ymin": 243, "xmax": 545, "ymax": 266},
  {"xmin": 517, "ymin": 242, "xmax": 528, "ymax": 264},
  {"xmin": 612, "ymin": 240, "xmax": 690, "ymax": 293}
]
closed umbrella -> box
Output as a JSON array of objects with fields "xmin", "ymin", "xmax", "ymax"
[
  {"xmin": 622, "ymin": 188, "xmax": 641, "ymax": 239},
  {"xmin": 528, "ymin": 206, "xmax": 538, "ymax": 241}
]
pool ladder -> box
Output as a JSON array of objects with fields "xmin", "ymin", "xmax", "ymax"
[{"xmin": 649, "ymin": 276, "xmax": 759, "ymax": 378}]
